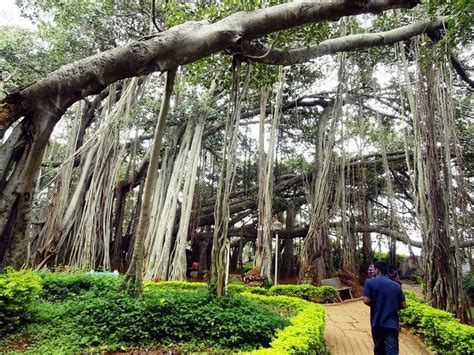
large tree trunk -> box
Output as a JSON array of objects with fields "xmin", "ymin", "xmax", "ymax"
[
  {"xmin": 0, "ymin": 109, "xmax": 58, "ymax": 268},
  {"xmin": 299, "ymin": 103, "xmax": 335, "ymax": 284},
  {"xmin": 399, "ymin": 38, "xmax": 469, "ymax": 321}
]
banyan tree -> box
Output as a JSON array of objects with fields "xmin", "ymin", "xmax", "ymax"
[{"xmin": 0, "ymin": 1, "xmax": 472, "ymax": 319}]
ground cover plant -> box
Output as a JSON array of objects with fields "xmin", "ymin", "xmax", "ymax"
[
  {"xmin": 401, "ymin": 292, "xmax": 474, "ymax": 354},
  {"xmin": 0, "ymin": 273, "xmax": 293, "ymax": 353}
]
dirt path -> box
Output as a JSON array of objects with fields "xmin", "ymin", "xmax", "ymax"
[{"xmin": 324, "ymin": 298, "xmax": 431, "ymax": 355}]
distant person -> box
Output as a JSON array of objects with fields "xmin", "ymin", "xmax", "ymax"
[
  {"xmin": 368, "ymin": 258, "xmax": 378, "ymax": 278},
  {"xmin": 388, "ymin": 267, "xmax": 401, "ymax": 286},
  {"xmin": 363, "ymin": 261, "xmax": 406, "ymax": 355}
]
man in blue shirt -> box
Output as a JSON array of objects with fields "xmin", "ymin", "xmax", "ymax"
[{"xmin": 363, "ymin": 260, "xmax": 406, "ymax": 355}]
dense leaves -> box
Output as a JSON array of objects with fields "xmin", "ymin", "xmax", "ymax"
[
  {"xmin": 1, "ymin": 274, "xmax": 290, "ymax": 352},
  {"xmin": 268, "ymin": 284, "xmax": 339, "ymax": 303},
  {"xmin": 401, "ymin": 292, "xmax": 474, "ymax": 354},
  {"xmin": 0, "ymin": 269, "xmax": 41, "ymax": 335}
]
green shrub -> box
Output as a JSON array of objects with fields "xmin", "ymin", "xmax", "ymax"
[
  {"xmin": 401, "ymin": 295, "xmax": 474, "ymax": 354},
  {"xmin": 374, "ymin": 252, "xmax": 407, "ymax": 264},
  {"xmin": 408, "ymin": 275, "xmax": 423, "ymax": 285},
  {"xmin": 144, "ymin": 290, "xmax": 289, "ymax": 348},
  {"xmin": 0, "ymin": 269, "xmax": 41, "ymax": 334},
  {"xmin": 228, "ymin": 284, "xmax": 268, "ymax": 295},
  {"xmin": 13, "ymin": 284, "xmax": 288, "ymax": 352},
  {"xmin": 268, "ymin": 284, "xmax": 338, "ymax": 303},
  {"xmin": 145, "ymin": 281, "xmax": 268, "ymax": 296},
  {"xmin": 39, "ymin": 272, "xmax": 119, "ymax": 302},
  {"xmin": 144, "ymin": 280, "xmax": 207, "ymax": 293},
  {"xmin": 242, "ymin": 293, "xmax": 326, "ymax": 354},
  {"xmin": 237, "ymin": 262, "xmax": 253, "ymax": 273}
]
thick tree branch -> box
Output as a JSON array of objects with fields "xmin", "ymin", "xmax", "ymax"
[
  {"xmin": 449, "ymin": 54, "xmax": 474, "ymax": 90},
  {"xmin": 1, "ymin": 0, "xmax": 421, "ymax": 130},
  {"xmin": 243, "ymin": 17, "xmax": 445, "ymax": 65}
]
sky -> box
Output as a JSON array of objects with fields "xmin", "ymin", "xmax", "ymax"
[{"xmin": 0, "ymin": 0, "xmax": 35, "ymax": 29}]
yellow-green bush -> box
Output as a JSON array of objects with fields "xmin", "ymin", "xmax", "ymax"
[
  {"xmin": 0, "ymin": 269, "xmax": 41, "ymax": 334},
  {"xmin": 401, "ymin": 293, "xmax": 474, "ymax": 354},
  {"xmin": 144, "ymin": 280, "xmax": 207, "ymax": 292},
  {"xmin": 268, "ymin": 284, "xmax": 338, "ymax": 303},
  {"xmin": 228, "ymin": 284, "xmax": 268, "ymax": 295},
  {"xmin": 242, "ymin": 293, "xmax": 326, "ymax": 354},
  {"xmin": 145, "ymin": 281, "xmax": 268, "ymax": 295}
]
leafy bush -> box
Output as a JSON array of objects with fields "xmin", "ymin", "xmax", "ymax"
[
  {"xmin": 408, "ymin": 275, "xmax": 423, "ymax": 285},
  {"xmin": 144, "ymin": 280, "xmax": 207, "ymax": 292},
  {"xmin": 374, "ymin": 251, "xmax": 407, "ymax": 264},
  {"xmin": 401, "ymin": 294, "xmax": 474, "ymax": 354},
  {"xmin": 268, "ymin": 284, "xmax": 338, "ymax": 303},
  {"xmin": 10, "ymin": 282, "xmax": 289, "ymax": 352},
  {"xmin": 237, "ymin": 262, "xmax": 253, "ymax": 273},
  {"xmin": 39, "ymin": 272, "xmax": 120, "ymax": 302},
  {"xmin": 0, "ymin": 269, "xmax": 41, "ymax": 334},
  {"xmin": 242, "ymin": 293, "xmax": 326, "ymax": 354},
  {"xmin": 144, "ymin": 290, "xmax": 289, "ymax": 348},
  {"xmin": 228, "ymin": 284, "xmax": 268, "ymax": 295},
  {"xmin": 145, "ymin": 280, "xmax": 268, "ymax": 295}
]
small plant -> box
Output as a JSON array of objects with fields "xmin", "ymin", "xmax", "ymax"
[{"xmin": 0, "ymin": 269, "xmax": 41, "ymax": 335}]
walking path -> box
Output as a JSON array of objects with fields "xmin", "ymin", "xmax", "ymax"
[{"xmin": 324, "ymin": 298, "xmax": 431, "ymax": 355}]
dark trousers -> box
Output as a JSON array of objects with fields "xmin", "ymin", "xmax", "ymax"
[{"xmin": 371, "ymin": 327, "xmax": 399, "ymax": 355}]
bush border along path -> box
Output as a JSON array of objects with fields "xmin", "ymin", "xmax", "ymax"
[
  {"xmin": 242, "ymin": 293, "xmax": 326, "ymax": 354},
  {"xmin": 401, "ymin": 292, "xmax": 474, "ymax": 354}
]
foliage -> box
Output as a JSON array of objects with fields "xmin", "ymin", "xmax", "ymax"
[
  {"xmin": 0, "ymin": 269, "xmax": 41, "ymax": 335},
  {"xmin": 408, "ymin": 275, "xmax": 423, "ymax": 285},
  {"xmin": 228, "ymin": 284, "xmax": 268, "ymax": 295},
  {"xmin": 401, "ymin": 292, "xmax": 474, "ymax": 354},
  {"xmin": 268, "ymin": 284, "xmax": 339, "ymax": 303},
  {"xmin": 39, "ymin": 272, "xmax": 120, "ymax": 302},
  {"xmin": 145, "ymin": 280, "xmax": 269, "ymax": 295},
  {"xmin": 144, "ymin": 280, "xmax": 207, "ymax": 292},
  {"xmin": 242, "ymin": 293, "xmax": 326, "ymax": 354},
  {"xmin": 2, "ymin": 275, "xmax": 289, "ymax": 352},
  {"xmin": 374, "ymin": 251, "xmax": 407, "ymax": 265},
  {"xmin": 0, "ymin": 26, "xmax": 50, "ymax": 91},
  {"xmin": 16, "ymin": 0, "xmax": 148, "ymax": 65}
]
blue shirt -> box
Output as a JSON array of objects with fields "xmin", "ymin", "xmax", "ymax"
[{"xmin": 363, "ymin": 275, "xmax": 405, "ymax": 329}]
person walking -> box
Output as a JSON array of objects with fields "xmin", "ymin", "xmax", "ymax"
[{"xmin": 363, "ymin": 260, "xmax": 406, "ymax": 355}]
